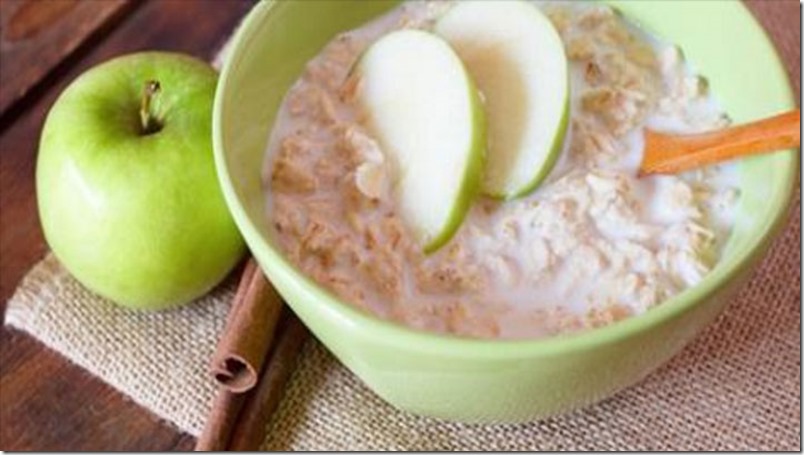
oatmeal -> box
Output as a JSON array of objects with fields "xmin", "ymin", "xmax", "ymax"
[{"xmin": 263, "ymin": 1, "xmax": 740, "ymax": 339}]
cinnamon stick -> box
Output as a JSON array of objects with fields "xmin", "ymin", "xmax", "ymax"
[
  {"xmin": 211, "ymin": 258, "xmax": 283, "ymax": 393},
  {"xmin": 194, "ymin": 388, "xmax": 245, "ymax": 451},
  {"xmin": 196, "ymin": 312, "xmax": 308, "ymax": 451},
  {"xmin": 228, "ymin": 309, "xmax": 309, "ymax": 451},
  {"xmin": 196, "ymin": 258, "xmax": 308, "ymax": 451}
]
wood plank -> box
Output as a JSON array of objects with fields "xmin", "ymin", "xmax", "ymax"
[
  {"xmin": 0, "ymin": 0, "xmax": 254, "ymax": 450},
  {"xmin": 0, "ymin": 0, "xmax": 138, "ymax": 123},
  {"xmin": 0, "ymin": 329, "xmax": 192, "ymax": 450},
  {"xmin": 0, "ymin": 0, "xmax": 797, "ymax": 451}
]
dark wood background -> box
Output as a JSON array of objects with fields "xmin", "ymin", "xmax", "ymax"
[
  {"xmin": 0, "ymin": 1, "xmax": 255, "ymax": 450},
  {"xmin": 0, "ymin": 0, "xmax": 799, "ymax": 451}
]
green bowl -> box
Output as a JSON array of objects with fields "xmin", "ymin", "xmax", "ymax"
[{"xmin": 213, "ymin": 0, "xmax": 797, "ymax": 422}]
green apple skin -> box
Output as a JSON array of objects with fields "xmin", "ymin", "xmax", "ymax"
[
  {"xmin": 355, "ymin": 30, "xmax": 486, "ymax": 254},
  {"xmin": 502, "ymin": 93, "xmax": 568, "ymax": 201},
  {"xmin": 435, "ymin": 0, "xmax": 569, "ymax": 200},
  {"xmin": 423, "ymin": 79, "xmax": 486, "ymax": 254},
  {"xmin": 36, "ymin": 52, "xmax": 245, "ymax": 310}
]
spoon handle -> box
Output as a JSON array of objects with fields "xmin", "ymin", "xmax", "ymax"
[{"xmin": 640, "ymin": 109, "xmax": 800, "ymax": 175}]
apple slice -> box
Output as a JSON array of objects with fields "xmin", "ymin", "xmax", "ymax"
[
  {"xmin": 355, "ymin": 30, "xmax": 486, "ymax": 253},
  {"xmin": 436, "ymin": 0, "xmax": 569, "ymax": 199}
]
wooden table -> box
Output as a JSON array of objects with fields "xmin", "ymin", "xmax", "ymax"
[
  {"xmin": 0, "ymin": 1, "xmax": 255, "ymax": 450},
  {"xmin": 0, "ymin": 0, "xmax": 799, "ymax": 451}
]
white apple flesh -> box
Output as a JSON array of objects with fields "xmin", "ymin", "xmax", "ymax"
[
  {"xmin": 436, "ymin": 0, "xmax": 569, "ymax": 199},
  {"xmin": 355, "ymin": 30, "xmax": 486, "ymax": 253}
]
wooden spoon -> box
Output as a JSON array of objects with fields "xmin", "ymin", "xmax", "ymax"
[{"xmin": 639, "ymin": 109, "xmax": 800, "ymax": 176}]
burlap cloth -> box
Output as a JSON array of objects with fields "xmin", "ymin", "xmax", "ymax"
[
  {"xmin": 4, "ymin": 256, "xmax": 235, "ymax": 436},
  {"xmin": 5, "ymin": 200, "xmax": 800, "ymax": 450},
  {"xmin": 4, "ymin": 4, "xmax": 801, "ymax": 451},
  {"xmin": 261, "ymin": 198, "xmax": 801, "ymax": 451}
]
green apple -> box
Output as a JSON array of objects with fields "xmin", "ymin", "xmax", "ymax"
[
  {"xmin": 436, "ymin": 0, "xmax": 569, "ymax": 199},
  {"xmin": 36, "ymin": 52, "xmax": 245, "ymax": 310},
  {"xmin": 355, "ymin": 30, "xmax": 486, "ymax": 254}
]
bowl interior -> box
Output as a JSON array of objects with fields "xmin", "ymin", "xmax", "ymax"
[{"xmin": 214, "ymin": 0, "xmax": 797, "ymax": 354}]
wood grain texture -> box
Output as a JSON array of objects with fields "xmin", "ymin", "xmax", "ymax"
[
  {"xmin": 641, "ymin": 109, "xmax": 801, "ymax": 175},
  {"xmin": 0, "ymin": 0, "xmax": 137, "ymax": 122},
  {"xmin": 0, "ymin": 0, "xmax": 254, "ymax": 451},
  {"xmin": 0, "ymin": 0, "xmax": 798, "ymax": 451}
]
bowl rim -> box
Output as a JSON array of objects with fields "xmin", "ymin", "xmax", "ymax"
[{"xmin": 213, "ymin": 0, "xmax": 799, "ymax": 359}]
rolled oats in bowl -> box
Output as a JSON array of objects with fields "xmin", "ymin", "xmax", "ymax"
[{"xmin": 263, "ymin": 0, "xmax": 740, "ymax": 339}]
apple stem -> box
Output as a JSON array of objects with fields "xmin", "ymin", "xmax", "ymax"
[{"xmin": 140, "ymin": 80, "xmax": 162, "ymax": 135}]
